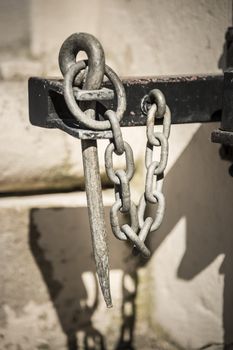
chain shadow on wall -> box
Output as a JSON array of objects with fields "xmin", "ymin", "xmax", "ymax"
[
  {"xmin": 29, "ymin": 123, "xmax": 233, "ymax": 350},
  {"xmin": 29, "ymin": 206, "xmax": 140, "ymax": 350}
]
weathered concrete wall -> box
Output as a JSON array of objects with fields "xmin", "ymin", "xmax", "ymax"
[
  {"xmin": 0, "ymin": 0, "xmax": 232, "ymax": 349},
  {"xmin": 0, "ymin": 0, "xmax": 30, "ymax": 50}
]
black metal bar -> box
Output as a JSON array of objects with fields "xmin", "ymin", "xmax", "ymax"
[
  {"xmin": 29, "ymin": 74, "xmax": 223, "ymax": 139},
  {"xmin": 219, "ymin": 68, "xmax": 233, "ymax": 132},
  {"xmin": 211, "ymin": 27, "xmax": 233, "ymax": 147},
  {"xmin": 212, "ymin": 69, "xmax": 233, "ymax": 146}
]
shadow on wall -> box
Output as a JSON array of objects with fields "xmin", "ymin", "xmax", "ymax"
[
  {"xmin": 29, "ymin": 206, "xmax": 140, "ymax": 350},
  {"xmin": 30, "ymin": 123, "xmax": 233, "ymax": 349},
  {"xmin": 147, "ymin": 123, "xmax": 233, "ymax": 349}
]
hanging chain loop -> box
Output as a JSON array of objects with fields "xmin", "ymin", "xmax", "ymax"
[
  {"xmin": 137, "ymin": 89, "xmax": 171, "ymax": 242},
  {"xmin": 104, "ymin": 86, "xmax": 171, "ymax": 257}
]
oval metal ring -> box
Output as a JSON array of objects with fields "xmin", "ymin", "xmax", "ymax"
[
  {"xmin": 145, "ymin": 133, "xmax": 168, "ymax": 173},
  {"xmin": 105, "ymin": 141, "xmax": 135, "ymax": 185},
  {"xmin": 105, "ymin": 110, "xmax": 124, "ymax": 155},
  {"xmin": 145, "ymin": 161, "xmax": 164, "ymax": 202},
  {"xmin": 63, "ymin": 60, "xmax": 126, "ymax": 130},
  {"xmin": 132, "ymin": 217, "xmax": 153, "ymax": 257},
  {"xmin": 147, "ymin": 103, "xmax": 171, "ymax": 147},
  {"xmin": 121, "ymin": 224, "xmax": 151, "ymax": 258},
  {"xmin": 114, "ymin": 169, "xmax": 131, "ymax": 213},
  {"xmin": 149, "ymin": 89, "xmax": 166, "ymax": 118},
  {"xmin": 138, "ymin": 192, "xmax": 165, "ymax": 231},
  {"xmin": 110, "ymin": 199, "xmax": 139, "ymax": 240},
  {"xmin": 59, "ymin": 32, "xmax": 105, "ymax": 86}
]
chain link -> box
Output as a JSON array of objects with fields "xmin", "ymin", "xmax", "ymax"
[
  {"xmin": 110, "ymin": 199, "xmax": 138, "ymax": 241},
  {"xmin": 105, "ymin": 140, "xmax": 135, "ymax": 185},
  {"xmin": 63, "ymin": 60, "xmax": 126, "ymax": 130},
  {"xmin": 114, "ymin": 170, "xmax": 131, "ymax": 213}
]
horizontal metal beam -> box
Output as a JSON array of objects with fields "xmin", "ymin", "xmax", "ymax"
[{"xmin": 29, "ymin": 74, "xmax": 223, "ymax": 139}]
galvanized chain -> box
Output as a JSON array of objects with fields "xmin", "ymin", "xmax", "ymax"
[
  {"xmin": 104, "ymin": 109, "xmax": 139, "ymax": 243},
  {"xmin": 137, "ymin": 89, "xmax": 171, "ymax": 255},
  {"xmin": 105, "ymin": 89, "xmax": 171, "ymax": 258}
]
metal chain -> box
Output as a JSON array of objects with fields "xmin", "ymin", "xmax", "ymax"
[
  {"xmin": 105, "ymin": 88, "xmax": 171, "ymax": 258},
  {"xmin": 104, "ymin": 108, "xmax": 153, "ymax": 259},
  {"xmin": 137, "ymin": 90, "xmax": 171, "ymax": 254},
  {"xmin": 104, "ymin": 110, "xmax": 140, "ymax": 244}
]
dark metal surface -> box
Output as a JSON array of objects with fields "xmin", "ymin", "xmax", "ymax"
[
  {"xmin": 226, "ymin": 26, "xmax": 233, "ymax": 68},
  {"xmin": 211, "ymin": 70, "xmax": 233, "ymax": 146},
  {"xmin": 220, "ymin": 68, "xmax": 233, "ymax": 132},
  {"xmin": 29, "ymin": 74, "xmax": 223, "ymax": 139},
  {"xmin": 211, "ymin": 27, "xmax": 233, "ymax": 147},
  {"xmin": 211, "ymin": 129, "xmax": 233, "ymax": 145},
  {"xmin": 219, "ymin": 145, "xmax": 233, "ymax": 176}
]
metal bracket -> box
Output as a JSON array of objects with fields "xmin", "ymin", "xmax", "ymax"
[
  {"xmin": 211, "ymin": 27, "xmax": 233, "ymax": 147},
  {"xmin": 29, "ymin": 74, "xmax": 223, "ymax": 139},
  {"xmin": 212, "ymin": 68, "xmax": 233, "ymax": 146}
]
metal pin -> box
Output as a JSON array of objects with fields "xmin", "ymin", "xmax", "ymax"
[
  {"xmin": 59, "ymin": 33, "xmax": 112, "ymax": 307},
  {"xmin": 82, "ymin": 125, "xmax": 112, "ymax": 308}
]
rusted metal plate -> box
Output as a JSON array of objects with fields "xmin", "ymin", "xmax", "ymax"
[{"xmin": 29, "ymin": 74, "xmax": 223, "ymax": 139}]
